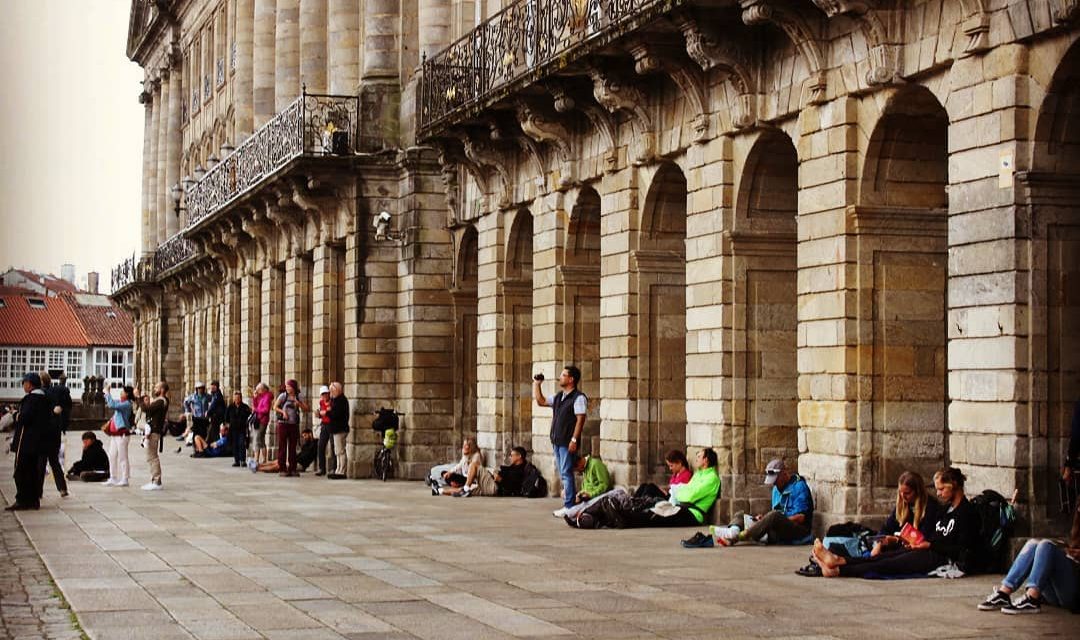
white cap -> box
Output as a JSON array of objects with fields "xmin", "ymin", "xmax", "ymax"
[
  {"xmin": 195, "ymin": 381, "xmax": 205, "ymax": 388},
  {"xmin": 319, "ymin": 385, "xmax": 330, "ymax": 395}
]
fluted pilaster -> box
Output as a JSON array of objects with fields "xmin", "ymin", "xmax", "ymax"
[
  {"xmin": 275, "ymin": 0, "xmax": 300, "ymax": 109},
  {"xmin": 300, "ymin": 0, "xmax": 327, "ymax": 94},
  {"xmin": 328, "ymin": 0, "xmax": 360, "ymax": 94}
]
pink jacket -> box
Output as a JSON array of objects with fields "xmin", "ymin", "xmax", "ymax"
[{"xmin": 253, "ymin": 391, "xmax": 272, "ymax": 426}]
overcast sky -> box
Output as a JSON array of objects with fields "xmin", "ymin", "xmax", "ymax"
[{"xmin": 0, "ymin": 0, "xmax": 143, "ymax": 292}]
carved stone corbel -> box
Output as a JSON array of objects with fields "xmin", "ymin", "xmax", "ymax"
[
  {"xmin": 589, "ymin": 66, "xmax": 655, "ymax": 165},
  {"xmin": 434, "ymin": 143, "xmax": 463, "ymax": 226},
  {"xmin": 739, "ymin": 0, "xmax": 828, "ymax": 105},
  {"xmin": 454, "ymin": 130, "xmax": 513, "ymax": 207},
  {"xmin": 516, "ymin": 99, "xmax": 577, "ymax": 190},
  {"xmin": 548, "ymin": 80, "xmax": 618, "ymax": 172},
  {"xmin": 958, "ymin": 0, "xmax": 990, "ymax": 54},
  {"xmin": 1054, "ymin": 0, "xmax": 1080, "ymax": 22},
  {"xmin": 677, "ymin": 15, "xmax": 761, "ymax": 128},
  {"xmin": 628, "ymin": 39, "xmax": 711, "ymax": 142}
]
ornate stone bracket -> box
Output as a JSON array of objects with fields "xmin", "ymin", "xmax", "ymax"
[
  {"xmin": 739, "ymin": 0, "xmax": 828, "ymax": 105},
  {"xmin": 628, "ymin": 39, "xmax": 711, "ymax": 143},
  {"xmin": 434, "ymin": 144, "xmax": 463, "ymax": 227},
  {"xmin": 958, "ymin": 0, "xmax": 991, "ymax": 54},
  {"xmin": 516, "ymin": 99, "xmax": 576, "ymax": 190},
  {"xmin": 1054, "ymin": 0, "xmax": 1080, "ymax": 23},
  {"xmin": 676, "ymin": 16, "xmax": 760, "ymax": 129},
  {"xmin": 547, "ymin": 81, "xmax": 618, "ymax": 173},
  {"xmin": 589, "ymin": 67, "xmax": 655, "ymax": 165},
  {"xmin": 454, "ymin": 131, "xmax": 513, "ymax": 208}
]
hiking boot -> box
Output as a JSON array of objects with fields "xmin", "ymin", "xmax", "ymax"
[
  {"xmin": 977, "ymin": 589, "xmax": 1012, "ymax": 611},
  {"xmin": 1001, "ymin": 594, "xmax": 1041, "ymax": 615},
  {"xmin": 681, "ymin": 532, "xmax": 714, "ymax": 548}
]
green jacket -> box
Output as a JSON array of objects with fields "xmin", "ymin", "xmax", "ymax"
[
  {"xmin": 581, "ymin": 455, "xmax": 612, "ymax": 497},
  {"xmin": 671, "ymin": 466, "xmax": 720, "ymax": 523}
]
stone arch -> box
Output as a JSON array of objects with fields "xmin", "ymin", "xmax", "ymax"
[
  {"xmin": 503, "ymin": 209, "xmax": 534, "ymax": 451},
  {"xmin": 633, "ymin": 162, "xmax": 688, "ymax": 482},
  {"xmin": 1026, "ymin": 37, "xmax": 1080, "ymax": 524},
  {"xmin": 562, "ymin": 185, "xmax": 602, "ymax": 454},
  {"xmin": 727, "ymin": 129, "xmax": 799, "ymax": 510},
  {"xmin": 854, "ymin": 85, "xmax": 949, "ymax": 508},
  {"xmin": 453, "ymin": 225, "xmax": 479, "ymax": 445}
]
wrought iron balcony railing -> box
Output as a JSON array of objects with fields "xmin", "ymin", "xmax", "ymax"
[
  {"xmin": 185, "ymin": 91, "xmax": 360, "ymax": 227},
  {"xmin": 419, "ymin": 0, "xmax": 680, "ymax": 135},
  {"xmin": 111, "ymin": 253, "xmax": 157, "ymax": 292},
  {"xmin": 154, "ymin": 233, "xmax": 197, "ymax": 274}
]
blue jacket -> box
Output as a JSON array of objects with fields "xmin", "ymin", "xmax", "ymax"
[
  {"xmin": 184, "ymin": 391, "xmax": 210, "ymax": 418},
  {"xmin": 105, "ymin": 395, "xmax": 133, "ymax": 429}
]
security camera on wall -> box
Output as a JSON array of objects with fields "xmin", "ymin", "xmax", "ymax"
[{"xmin": 374, "ymin": 211, "xmax": 392, "ymax": 241}]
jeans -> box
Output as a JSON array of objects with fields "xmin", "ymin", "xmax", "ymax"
[
  {"xmin": 38, "ymin": 446, "xmax": 67, "ymax": 496},
  {"xmin": 731, "ymin": 510, "xmax": 811, "ymax": 545},
  {"xmin": 1003, "ymin": 539, "xmax": 1078, "ymax": 607},
  {"xmin": 317, "ymin": 427, "xmax": 335, "ymax": 474},
  {"xmin": 553, "ymin": 445, "xmax": 575, "ymax": 509}
]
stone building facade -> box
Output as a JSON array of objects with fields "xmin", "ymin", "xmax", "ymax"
[{"xmin": 114, "ymin": 0, "xmax": 1080, "ymax": 533}]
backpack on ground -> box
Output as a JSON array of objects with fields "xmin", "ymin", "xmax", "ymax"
[
  {"xmin": 969, "ymin": 489, "xmax": 1017, "ymax": 574},
  {"xmin": 822, "ymin": 522, "xmax": 875, "ymax": 558},
  {"xmin": 520, "ymin": 463, "xmax": 548, "ymax": 498}
]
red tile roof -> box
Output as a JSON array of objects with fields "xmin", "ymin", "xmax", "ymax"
[
  {"xmin": 9, "ymin": 269, "xmax": 78, "ymax": 294},
  {"xmin": 62, "ymin": 293, "xmax": 133, "ymax": 347},
  {"xmin": 0, "ymin": 292, "xmax": 87, "ymax": 347}
]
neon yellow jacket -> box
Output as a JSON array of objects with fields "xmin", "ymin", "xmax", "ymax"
[{"xmin": 670, "ymin": 466, "xmax": 720, "ymax": 523}]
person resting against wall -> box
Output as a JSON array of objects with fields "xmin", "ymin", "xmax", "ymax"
[
  {"xmin": 66, "ymin": 431, "xmax": 110, "ymax": 482},
  {"xmin": 634, "ymin": 449, "xmax": 692, "ymax": 500},
  {"xmin": 434, "ymin": 438, "xmax": 496, "ymax": 497},
  {"xmin": 812, "ymin": 467, "xmax": 981, "ymax": 579},
  {"xmin": 493, "ymin": 446, "xmax": 547, "ymax": 497},
  {"xmin": 711, "ymin": 458, "xmax": 814, "ymax": 547},
  {"xmin": 568, "ymin": 448, "xmax": 720, "ymax": 529}
]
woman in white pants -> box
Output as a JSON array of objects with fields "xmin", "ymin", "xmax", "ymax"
[{"xmin": 103, "ymin": 385, "xmax": 134, "ymax": 487}]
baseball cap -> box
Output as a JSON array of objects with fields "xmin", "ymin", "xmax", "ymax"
[
  {"xmin": 319, "ymin": 385, "xmax": 330, "ymax": 395},
  {"xmin": 21, "ymin": 372, "xmax": 42, "ymax": 388},
  {"xmin": 764, "ymin": 458, "xmax": 785, "ymax": 485},
  {"xmin": 195, "ymin": 381, "xmax": 205, "ymax": 388}
]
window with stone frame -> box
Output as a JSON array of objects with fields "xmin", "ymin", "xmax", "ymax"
[
  {"xmin": 0, "ymin": 349, "xmax": 9, "ymax": 389},
  {"xmin": 29, "ymin": 349, "xmax": 46, "ymax": 375}
]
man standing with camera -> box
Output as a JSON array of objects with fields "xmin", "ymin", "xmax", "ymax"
[{"xmin": 533, "ymin": 366, "xmax": 587, "ymax": 517}]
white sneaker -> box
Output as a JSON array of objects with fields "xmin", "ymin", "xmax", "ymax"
[
  {"xmin": 104, "ymin": 478, "xmax": 117, "ymax": 486},
  {"xmin": 552, "ymin": 507, "xmax": 567, "ymax": 517},
  {"xmin": 115, "ymin": 481, "xmax": 129, "ymax": 487},
  {"xmin": 140, "ymin": 482, "xmax": 162, "ymax": 491}
]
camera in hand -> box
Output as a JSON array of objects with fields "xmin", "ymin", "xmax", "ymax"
[{"xmin": 533, "ymin": 373, "xmax": 544, "ymax": 382}]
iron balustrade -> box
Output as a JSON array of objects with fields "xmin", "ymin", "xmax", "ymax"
[
  {"xmin": 153, "ymin": 233, "xmax": 197, "ymax": 274},
  {"xmin": 111, "ymin": 253, "xmax": 157, "ymax": 292},
  {"xmin": 419, "ymin": 0, "xmax": 679, "ymax": 135},
  {"xmin": 185, "ymin": 91, "xmax": 359, "ymax": 227}
]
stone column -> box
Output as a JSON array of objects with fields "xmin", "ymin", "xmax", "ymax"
[
  {"xmin": 140, "ymin": 83, "xmax": 156, "ymax": 253},
  {"xmin": 234, "ymin": 0, "xmax": 255, "ymax": 138},
  {"xmin": 362, "ymin": 0, "xmax": 398, "ymax": 78},
  {"xmin": 311, "ymin": 243, "xmax": 340, "ymax": 388},
  {"xmin": 165, "ymin": 67, "xmax": 182, "ymax": 238},
  {"xmin": 253, "ymin": 0, "xmax": 277, "ymax": 127},
  {"xmin": 156, "ymin": 74, "xmax": 169, "ymax": 245},
  {"xmin": 275, "ymin": 0, "xmax": 301, "ymax": 110},
  {"xmin": 284, "ymin": 252, "xmax": 312, "ymax": 418},
  {"xmin": 221, "ymin": 278, "xmax": 236, "ymax": 392},
  {"xmin": 418, "ymin": 0, "xmax": 451, "ymax": 59},
  {"xmin": 328, "ymin": 0, "xmax": 360, "ymax": 94},
  {"xmin": 474, "ymin": 209, "xmax": 506, "ymax": 457},
  {"xmin": 360, "ymin": 0, "xmax": 400, "ymax": 147},
  {"xmin": 240, "ymin": 269, "xmax": 262, "ymax": 393},
  {"xmin": 261, "ymin": 265, "xmax": 284, "ymax": 385},
  {"xmin": 300, "ymin": 0, "xmax": 328, "ymax": 94}
]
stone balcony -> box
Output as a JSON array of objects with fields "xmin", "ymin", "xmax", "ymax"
[{"xmin": 417, "ymin": 0, "xmax": 690, "ymax": 138}]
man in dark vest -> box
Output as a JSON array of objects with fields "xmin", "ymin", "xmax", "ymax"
[{"xmin": 533, "ymin": 365, "xmax": 587, "ymax": 517}]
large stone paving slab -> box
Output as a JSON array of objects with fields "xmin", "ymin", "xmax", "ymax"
[{"xmin": 1, "ymin": 431, "xmax": 1076, "ymax": 639}]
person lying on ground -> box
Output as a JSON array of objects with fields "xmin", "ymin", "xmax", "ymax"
[
  {"xmin": 253, "ymin": 460, "xmax": 281, "ymax": 473},
  {"xmin": 634, "ymin": 449, "xmax": 693, "ymax": 500},
  {"xmin": 297, "ymin": 428, "xmax": 318, "ymax": 471},
  {"xmin": 813, "ymin": 467, "xmax": 981, "ymax": 578},
  {"xmin": 569, "ymin": 448, "xmax": 720, "ymax": 529},
  {"xmin": 871, "ymin": 470, "xmax": 941, "ymax": 556},
  {"xmin": 714, "ymin": 458, "xmax": 814, "ymax": 546},
  {"xmin": 435, "ymin": 438, "xmax": 495, "ymax": 496},
  {"xmin": 192, "ymin": 426, "xmax": 231, "ymax": 458},
  {"xmin": 573, "ymin": 453, "xmax": 612, "ymax": 504},
  {"xmin": 977, "ymin": 496, "xmax": 1080, "ymax": 615},
  {"xmin": 66, "ymin": 431, "xmax": 109, "ymax": 482}
]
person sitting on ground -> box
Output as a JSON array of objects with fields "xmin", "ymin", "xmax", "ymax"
[
  {"xmin": 634, "ymin": 449, "xmax": 693, "ymax": 500},
  {"xmin": 66, "ymin": 432, "xmax": 110, "ymax": 482},
  {"xmin": 977, "ymin": 496, "xmax": 1080, "ymax": 614},
  {"xmin": 192, "ymin": 425, "xmax": 231, "ymax": 458},
  {"xmin": 494, "ymin": 446, "xmax": 544, "ymax": 496},
  {"xmin": 297, "ymin": 428, "xmax": 319, "ymax": 472},
  {"xmin": 573, "ymin": 452, "xmax": 612, "ymax": 504},
  {"xmin": 714, "ymin": 458, "xmax": 814, "ymax": 546},
  {"xmin": 571, "ymin": 448, "xmax": 721, "ymax": 529},
  {"xmin": 813, "ymin": 467, "xmax": 982, "ymax": 578},
  {"xmin": 434, "ymin": 438, "xmax": 495, "ymax": 496},
  {"xmin": 871, "ymin": 470, "xmax": 941, "ymax": 557}
]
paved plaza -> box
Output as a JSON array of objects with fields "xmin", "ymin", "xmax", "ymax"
[{"xmin": 1, "ymin": 434, "xmax": 1075, "ymax": 640}]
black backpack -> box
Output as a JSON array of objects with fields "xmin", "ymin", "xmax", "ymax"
[
  {"xmin": 372, "ymin": 408, "xmax": 399, "ymax": 433},
  {"xmin": 969, "ymin": 489, "xmax": 1017, "ymax": 574},
  {"xmin": 520, "ymin": 463, "xmax": 548, "ymax": 498}
]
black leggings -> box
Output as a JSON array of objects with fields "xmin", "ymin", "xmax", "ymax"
[
  {"xmin": 838, "ymin": 549, "xmax": 948, "ymax": 578},
  {"xmin": 633, "ymin": 483, "xmax": 668, "ymax": 500}
]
